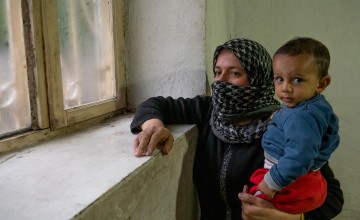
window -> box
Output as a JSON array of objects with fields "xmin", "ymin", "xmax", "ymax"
[
  {"xmin": 0, "ymin": 0, "xmax": 125, "ymax": 153},
  {"xmin": 0, "ymin": 0, "xmax": 32, "ymax": 138}
]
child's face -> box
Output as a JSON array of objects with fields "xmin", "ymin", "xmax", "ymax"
[
  {"xmin": 214, "ymin": 49, "xmax": 250, "ymax": 86},
  {"xmin": 273, "ymin": 54, "xmax": 328, "ymax": 108}
]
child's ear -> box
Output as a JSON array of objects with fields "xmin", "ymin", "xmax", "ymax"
[{"xmin": 316, "ymin": 75, "xmax": 331, "ymax": 93}]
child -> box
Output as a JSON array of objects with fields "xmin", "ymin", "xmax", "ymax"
[{"xmin": 249, "ymin": 37, "xmax": 340, "ymax": 214}]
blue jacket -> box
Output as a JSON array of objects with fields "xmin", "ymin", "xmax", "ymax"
[{"xmin": 262, "ymin": 94, "xmax": 340, "ymax": 190}]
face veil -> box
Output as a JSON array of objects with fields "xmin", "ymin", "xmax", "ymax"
[{"xmin": 211, "ymin": 38, "xmax": 280, "ymax": 144}]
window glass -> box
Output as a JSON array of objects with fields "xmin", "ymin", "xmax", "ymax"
[
  {"xmin": 57, "ymin": 0, "xmax": 116, "ymax": 109},
  {"xmin": 0, "ymin": 0, "xmax": 31, "ymax": 138}
]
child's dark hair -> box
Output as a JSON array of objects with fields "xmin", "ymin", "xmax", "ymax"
[{"xmin": 274, "ymin": 37, "xmax": 330, "ymax": 78}]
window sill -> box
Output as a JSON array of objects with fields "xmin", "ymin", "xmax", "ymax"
[{"xmin": 0, "ymin": 114, "xmax": 199, "ymax": 220}]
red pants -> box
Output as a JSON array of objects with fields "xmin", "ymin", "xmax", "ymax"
[{"xmin": 250, "ymin": 168, "xmax": 327, "ymax": 214}]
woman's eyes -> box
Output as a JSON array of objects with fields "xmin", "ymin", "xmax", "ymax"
[
  {"xmin": 214, "ymin": 71, "xmax": 222, "ymax": 77},
  {"xmin": 231, "ymin": 71, "xmax": 241, "ymax": 77},
  {"xmin": 214, "ymin": 71, "xmax": 243, "ymax": 77},
  {"xmin": 274, "ymin": 77, "xmax": 283, "ymax": 83}
]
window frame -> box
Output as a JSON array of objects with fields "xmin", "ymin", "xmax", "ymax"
[
  {"xmin": 42, "ymin": 0, "xmax": 126, "ymax": 129},
  {"xmin": 0, "ymin": 0, "xmax": 126, "ymax": 153}
]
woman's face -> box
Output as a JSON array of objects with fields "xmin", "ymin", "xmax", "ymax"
[{"xmin": 214, "ymin": 49, "xmax": 250, "ymax": 86}]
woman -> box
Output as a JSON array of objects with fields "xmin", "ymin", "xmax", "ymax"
[{"xmin": 130, "ymin": 38, "xmax": 343, "ymax": 219}]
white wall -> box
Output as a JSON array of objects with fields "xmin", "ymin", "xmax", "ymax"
[
  {"xmin": 125, "ymin": 0, "xmax": 207, "ymax": 110},
  {"xmin": 205, "ymin": 0, "xmax": 232, "ymax": 93},
  {"xmin": 228, "ymin": 1, "xmax": 360, "ymax": 219}
]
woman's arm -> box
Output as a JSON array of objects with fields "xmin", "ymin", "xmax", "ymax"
[
  {"xmin": 131, "ymin": 95, "xmax": 212, "ymax": 157},
  {"xmin": 130, "ymin": 95, "xmax": 211, "ymax": 133}
]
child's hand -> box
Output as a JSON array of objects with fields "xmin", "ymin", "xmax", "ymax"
[{"xmin": 258, "ymin": 179, "xmax": 277, "ymax": 199}]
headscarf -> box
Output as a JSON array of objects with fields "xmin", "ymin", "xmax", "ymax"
[{"xmin": 210, "ymin": 38, "xmax": 280, "ymax": 144}]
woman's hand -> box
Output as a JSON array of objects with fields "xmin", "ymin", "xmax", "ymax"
[
  {"xmin": 133, "ymin": 119, "xmax": 174, "ymax": 157},
  {"xmin": 239, "ymin": 185, "xmax": 301, "ymax": 220}
]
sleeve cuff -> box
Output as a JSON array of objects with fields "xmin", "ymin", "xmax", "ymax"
[{"xmin": 264, "ymin": 170, "xmax": 282, "ymax": 191}]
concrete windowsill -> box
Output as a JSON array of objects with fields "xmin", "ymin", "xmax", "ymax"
[{"xmin": 0, "ymin": 114, "xmax": 199, "ymax": 220}]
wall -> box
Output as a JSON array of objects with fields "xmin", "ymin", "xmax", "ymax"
[
  {"xmin": 205, "ymin": 0, "xmax": 231, "ymax": 93},
  {"xmin": 74, "ymin": 124, "xmax": 199, "ymax": 220},
  {"xmin": 125, "ymin": 0, "xmax": 207, "ymax": 110},
  {"xmin": 222, "ymin": 1, "xmax": 359, "ymax": 219}
]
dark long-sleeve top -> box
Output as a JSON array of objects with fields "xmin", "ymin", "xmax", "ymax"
[{"xmin": 130, "ymin": 95, "xmax": 344, "ymax": 220}]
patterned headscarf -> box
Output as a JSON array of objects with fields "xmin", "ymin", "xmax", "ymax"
[{"xmin": 211, "ymin": 38, "xmax": 280, "ymax": 144}]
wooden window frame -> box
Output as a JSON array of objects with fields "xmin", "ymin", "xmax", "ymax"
[
  {"xmin": 42, "ymin": 0, "xmax": 126, "ymax": 129},
  {"xmin": 0, "ymin": 0, "xmax": 126, "ymax": 153}
]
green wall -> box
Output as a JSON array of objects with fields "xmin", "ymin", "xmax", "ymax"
[{"xmin": 205, "ymin": 0, "xmax": 231, "ymax": 94}]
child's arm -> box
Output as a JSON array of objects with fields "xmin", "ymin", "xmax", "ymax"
[
  {"xmin": 258, "ymin": 179, "xmax": 277, "ymax": 199},
  {"xmin": 266, "ymin": 110, "xmax": 338, "ymax": 190}
]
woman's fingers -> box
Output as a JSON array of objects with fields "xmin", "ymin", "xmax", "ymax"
[
  {"xmin": 243, "ymin": 185, "xmax": 249, "ymax": 193},
  {"xmin": 239, "ymin": 192, "xmax": 275, "ymax": 209},
  {"xmin": 160, "ymin": 131, "xmax": 174, "ymax": 155},
  {"xmin": 134, "ymin": 130, "xmax": 151, "ymax": 156},
  {"xmin": 133, "ymin": 126, "xmax": 174, "ymax": 157}
]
